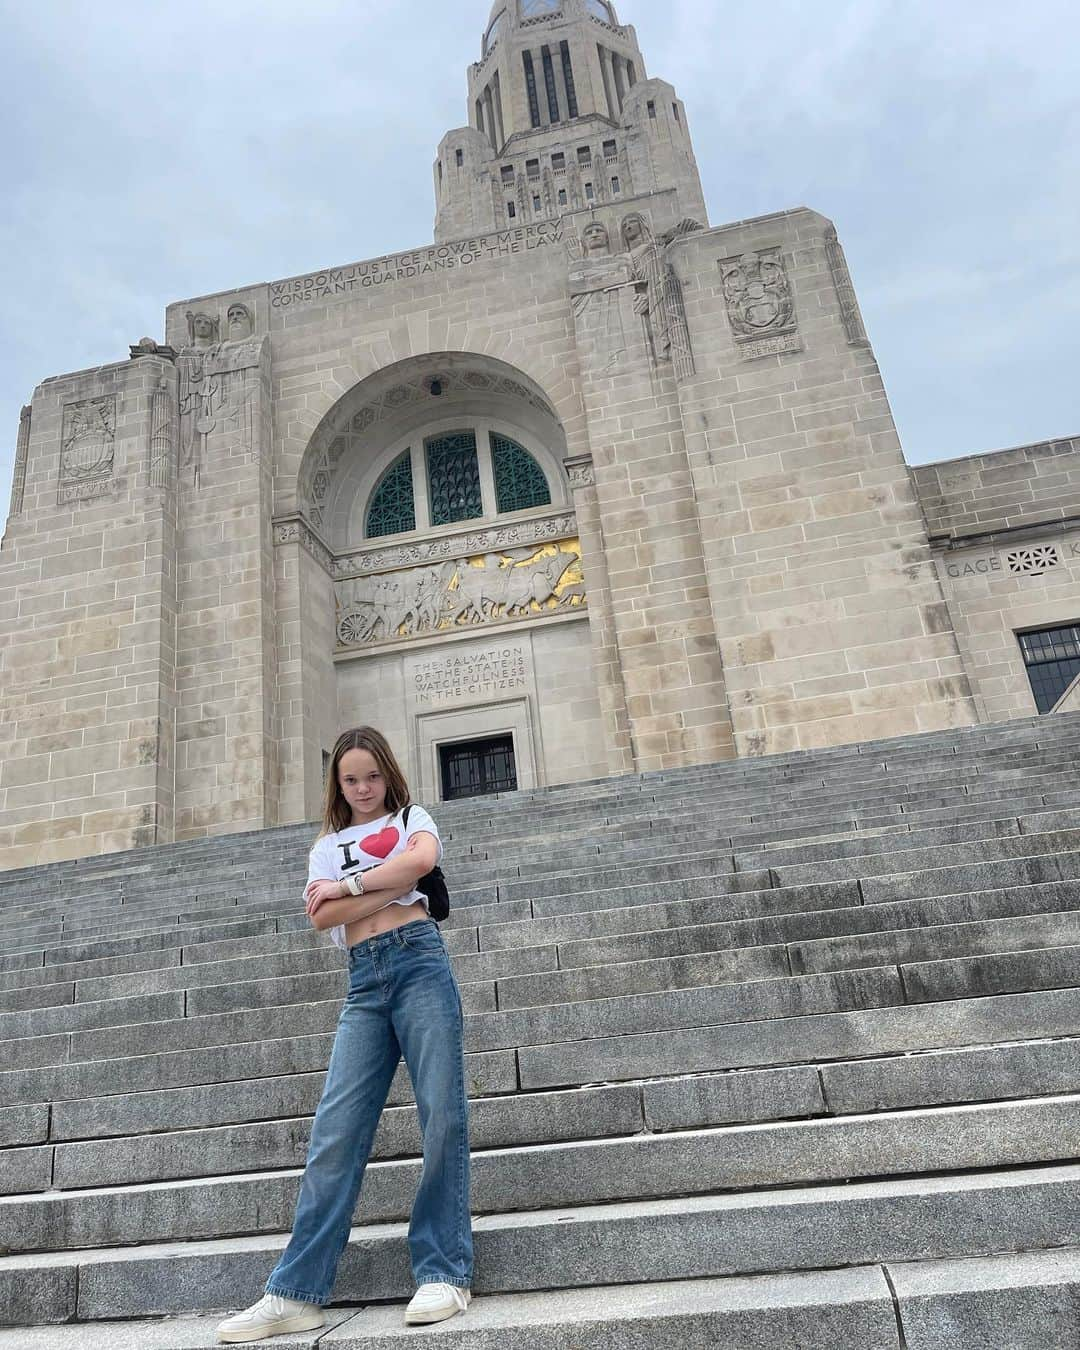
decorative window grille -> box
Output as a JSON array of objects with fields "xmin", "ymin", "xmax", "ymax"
[
  {"xmin": 1007, "ymin": 545, "xmax": 1061, "ymax": 576},
  {"xmin": 541, "ymin": 46, "xmax": 561, "ymax": 122},
  {"xmin": 426, "ymin": 432, "xmax": 483, "ymax": 527},
  {"xmin": 492, "ymin": 434, "xmax": 552, "ymax": 513},
  {"xmin": 560, "ymin": 42, "xmax": 579, "ymax": 118},
  {"xmin": 523, "ymin": 52, "xmax": 542, "ymax": 127},
  {"xmin": 365, "ymin": 452, "xmax": 416, "ymax": 538},
  {"xmin": 1018, "ymin": 623, "xmax": 1080, "ymax": 713},
  {"xmin": 439, "ymin": 735, "xmax": 518, "ymax": 801}
]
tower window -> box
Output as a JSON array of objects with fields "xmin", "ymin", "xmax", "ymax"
[
  {"xmin": 586, "ymin": 0, "xmax": 613, "ymax": 21},
  {"xmin": 541, "ymin": 46, "xmax": 561, "ymax": 123},
  {"xmin": 526, "ymin": 158, "xmax": 540, "ymax": 179},
  {"xmin": 558, "ymin": 188, "xmax": 567, "ymax": 205},
  {"xmin": 1019, "ymin": 624, "xmax": 1080, "ymax": 713},
  {"xmin": 560, "ymin": 41, "xmax": 579, "ymax": 119},
  {"xmin": 533, "ymin": 194, "xmax": 542, "ymax": 212},
  {"xmin": 647, "ymin": 100, "xmax": 656, "ymax": 119},
  {"xmin": 365, "ymin": 452, "xmax": 416, "ymax": 539},
  {"xmin": 426, "ymin": 432, "xmax": 483, "ymax": 527},
  {"xmin": 551, "ymin": 152, "xmax": 565, "ymax": 172},
  {"xmin": 501, "ymin": 164, "xmax": 515, "ymax": 184},
  {"xmin": 603, "ymin": 139, "xmax": 617, "ymax": 159},
  {"xmin": 611, "ymin": 175, "xmax": 621, "ymax": 193},
  {"xmin": 522, "ymin": 0, "xmax": 559, "ymax": 14},
  {"xmin": 673, "ymin": 102, "xmax": 681, "ymax": 123},
  {"xmin": 577, "ymin": 146, "xmax": 592, "ymax": 165},
  {"xmin": 585, "ymin": 181, "xmax": 594, "ymax": 200},
  {"xmin": 507, "ymin": 201, "xmax": 517, "ymax": 219},
  {"xmin": 522, "ymin": 51, "xmax": 542, "ymax": 128},
  {"xmin": 455, "ymin": 149, "xmax": 464, "ymax": 167}
]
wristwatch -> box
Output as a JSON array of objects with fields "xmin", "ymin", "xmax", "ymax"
[{"xmin": 344, "ymin": 873, "xmax": 365, "ymax": 897}]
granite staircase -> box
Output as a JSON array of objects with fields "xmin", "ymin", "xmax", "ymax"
[{"xmin": 2, "ymin": 714, "xmax": 1080, "ymax": 1347}]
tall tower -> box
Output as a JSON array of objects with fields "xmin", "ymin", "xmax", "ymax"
[{"xmin": 434, "ymin": 0, "xmax": 707, "ymax": 240}]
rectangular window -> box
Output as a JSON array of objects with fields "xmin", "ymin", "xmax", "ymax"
[
  {"xmin": 578, "ymin": 145, "xmax": 592, "ymax": 165},
  {"xmin": 673, "ymin": 102, "xmax": 681, "ymax": 123},
  {"xmin": 455, "ymin": 148, "xmax": 464, "ymax": 167},
  {"xmin": 533, "ymin": 194, "xmax": 542, "ymax": 211},
  {"xmin": 526, "ymin": 158, "xmax": 540, "ymax": 179},
  {"xmin": 507, "ymin": 201, "xmax": 517, "ymax": 219},
  {"xmin": 551, "ymin": 152, "xmax": 565, "ymax": 172},
  {"xmin": 560, "ymin": 41, "xmax": 579, "ymax": 119},
  {"xmin": 603, "ymin": 139, "xmax": 617, "ymax": 158},
  {"xmin": 647, "ymin": 99, "xmax": 656, "ymax": 119},
  {"xmin": 439, "ymin": 735, "xmax": 518, "ymax": 802},
  {"xmin": 541, "ymin": 45, "xmax": 561, "ymax": 122},
  {"xmin": 558, "ymin": 188, "xmax": 567, "ymax": 205},
  {"xmin": 611, "ymin": 175, "xmax": 621, "ymax": 193},
  {"xmin": 501, "ymin": 164, "xmax": 515, "ymax": 184},
  {"xmin": 1019, "ymin": 624, "xmax": 1080, "ymax": 713},
  {"xmin": 585, "ymin": 181, "xmax": 594, "ymax": 200},
  {"xmin": 523, "ymin": 51, "xmax": 542, "ymax": 128}
]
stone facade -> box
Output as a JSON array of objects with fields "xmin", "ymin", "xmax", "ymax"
[{"xmin": 1, "ymin": 0, "xmax": 1076, "ymax": 869}]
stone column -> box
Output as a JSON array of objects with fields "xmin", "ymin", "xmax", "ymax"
[
  {"xmin": 7, "ymin": 405, "xmax": 30, "ymax": 520},
  {"xmin": 568, "ymin": 223, "xmax": 736, "ymax": 773},
  {"xmin": 565, "ymin": 454, "xmax": 635, "ymax": 776},
  {"xmin": 173, "ymin": 330, "xmax": 280, "ymax": 839}
]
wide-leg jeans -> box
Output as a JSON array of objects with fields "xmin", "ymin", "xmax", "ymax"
[{"xmin": 264, "ymin": 918, "xmax": 473, "ymax": 1305}]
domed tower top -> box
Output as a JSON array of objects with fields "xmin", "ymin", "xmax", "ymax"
[
  {"xmin": 434, "ymin": 0, "xmax": 706, "ymax": 241},
  {"xmin": 472, "ymin": 0, "xmax": 643, "ymax": 147}
]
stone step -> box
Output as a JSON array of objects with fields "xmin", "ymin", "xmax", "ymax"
[
  {"xmin": 3, "ymin": 1095, "xmax": 1077, "ymax": 1253},
  {"xmin": 6, "ymin": 1251, "xmax": 1080, "ymax": 1349},
  {"xmin": 18, "ymin": 1029, "xmax": 1080, "ymax": 1179},
  {"xmin": 0, "ymin": 1163, "xmax": 1075, "ymax": 1322}
]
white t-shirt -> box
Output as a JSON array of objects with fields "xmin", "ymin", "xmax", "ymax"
[{"xmin": 307, "ymin": 804, "xmax": 443, "ymax": 952}]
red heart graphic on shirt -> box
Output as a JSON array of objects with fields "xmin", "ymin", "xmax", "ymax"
[{"xmin": 360, "ymin": 827, "xmax": 400, "ymax": 859}]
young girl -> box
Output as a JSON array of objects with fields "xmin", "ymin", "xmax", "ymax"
[{"xmin": 216, "ymin": 728, "xmax": 473, "ymax": 1343}]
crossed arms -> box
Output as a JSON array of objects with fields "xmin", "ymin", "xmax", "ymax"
[{"xmin": 305, "ymin": 831, "xmax": 440, "ymax": 932}]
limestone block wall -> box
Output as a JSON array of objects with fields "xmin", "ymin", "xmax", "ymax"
[
  {"xmin": 335, "ymin": 615, "xmax": 606, "ymax": 803},
  {"xmin": 929, "ymin": 526, "xmax": 1080, "ymax": 724},
  {"xmin": 671, "ymin": 208, "xmax": 978, "ymax": 755},
  {"xmin": 0, "ymin": 357, "xmax": 179, "ymax": 869},
  {"xmin": 913, "ymin": 436, "xmax": 1080, "ymax": 540}
]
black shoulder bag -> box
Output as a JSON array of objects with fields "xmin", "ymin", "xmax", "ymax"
[{"xmin": 401, "ymin": 805, "xmax": 450, "ymax": 922}]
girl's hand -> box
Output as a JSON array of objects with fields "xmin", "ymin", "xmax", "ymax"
[{"xmin": 305, "ymin": 879, "xmax": 345, "ymax": 917}]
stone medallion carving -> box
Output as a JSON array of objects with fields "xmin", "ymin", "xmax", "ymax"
[
  {"xmin": 335, "ymin": 538, "xmax": 586, "ymax": 649},
  {"xmin": 720, "ymin": 247, "xmax": 801, "ymax": 360},
  {"xmin": 58, "ymin": 396, "xmax": 116, "ymax": 505}
]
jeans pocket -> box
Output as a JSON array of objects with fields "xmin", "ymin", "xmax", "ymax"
[{"xmin": 400, "ymin": 921, "xmax": 444, "ymax": 953}]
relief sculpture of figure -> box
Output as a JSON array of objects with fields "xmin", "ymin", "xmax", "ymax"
[
  {"xmin": 620, "ymin": 212, "xmax": 696, "ymax": 380},
  {"xmin": 338, "ymin": 547, "xmax": 584, "ymax": 646},
  {"xmin": 178, "ymin": 305, "xmax": 263, "ymax": 483},
  {"xmin": 569, "ymin": 221, "xmax": 635, "ymax": 373}
]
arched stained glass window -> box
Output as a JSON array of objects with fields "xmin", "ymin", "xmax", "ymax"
[
  {"xmin": 492, "ymin": 434, "xmax": 552, "ymax": 513},
  {"xmin": 427, "ymin": 432, "xmax": 483, "ymax": 526},
  {"xmin": 365, "ymin": 451, "xmax": 416, "ymax": 538}
]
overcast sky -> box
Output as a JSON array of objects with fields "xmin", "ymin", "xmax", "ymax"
[{"xmin": 1, "ymin": 0, "xmax": 1077, "ymax": 515}]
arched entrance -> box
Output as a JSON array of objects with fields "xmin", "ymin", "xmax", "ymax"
[{"xmin": 278, "ymin": 353, "xmax": 608, "ymax": 815}]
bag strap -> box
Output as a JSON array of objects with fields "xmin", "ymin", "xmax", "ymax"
[{"xmin": 402, "ymin": 804, "xmax": 412, "ymax": 830}]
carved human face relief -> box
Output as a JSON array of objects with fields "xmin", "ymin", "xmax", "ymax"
[
  {"xmin": 227, "ymin": 303, "xmax": 253, "ymax": 340},
  {"xmin": 582, "ymin": 223, "xmax": 610, "ymax": 256}
]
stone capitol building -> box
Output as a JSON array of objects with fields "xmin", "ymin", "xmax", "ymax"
[{"xmin": 2, "ymin": 0, "xmax": 1079, "ymax": 872}]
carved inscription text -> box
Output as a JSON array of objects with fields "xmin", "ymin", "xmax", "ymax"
[
  {"xmin": 412, "ymin": 645, "xmax": 528, "ymax": 706},
  {"xmin": 271, "ymin": 222, "xmax": 564, "ymax": 310}
]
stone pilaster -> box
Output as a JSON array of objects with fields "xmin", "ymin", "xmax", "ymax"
[{"xmin": 568, "ymin": 223, "xmax": 736, "ymax": 772}]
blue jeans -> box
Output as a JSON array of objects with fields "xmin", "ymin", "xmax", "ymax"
[{"xmin": 264, "ymin": 918, "xmax": 473, "ymax": 1304}]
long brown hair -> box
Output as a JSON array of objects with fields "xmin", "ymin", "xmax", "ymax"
[{"xmin": 319, "ymin": 727, "xmax": 411, "ymax": 837}]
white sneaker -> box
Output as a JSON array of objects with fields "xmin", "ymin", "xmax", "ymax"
[
  {"xmin": 404, "ymin": 1282, "xmax": 473, "ymax": 1325},
  {"xmin": 216, "ymin": 1291, "xmax": 326, "ymax": 1343}
]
